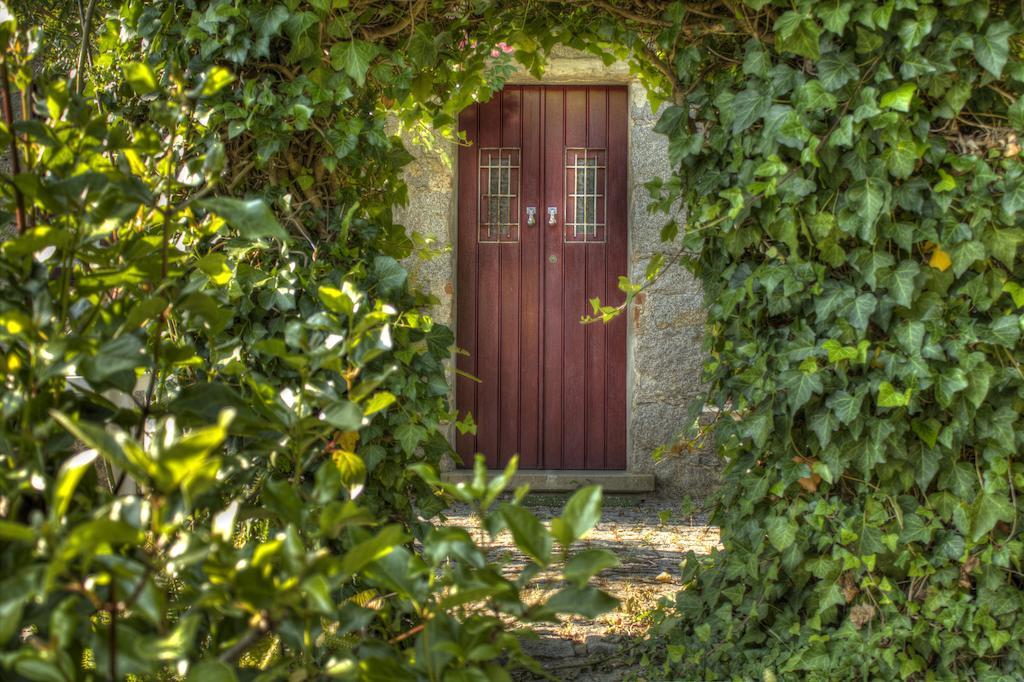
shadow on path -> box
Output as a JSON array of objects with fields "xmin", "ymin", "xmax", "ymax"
[{"xmin": 440, "ymin": 497, "xmax": 722, "ymax": 681}]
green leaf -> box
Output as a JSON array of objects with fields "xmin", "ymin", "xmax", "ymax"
[
  {"xmin": 51, "ymin": 449, "xmax": 98, "ymax": 522},
  {"xmin": 974, "ymin": 21, "xmax": 1013, "ymax": 77},
  {"xmin": 780, "ymin": 370, "xmax": 823, "ymax": 411},
  {"xmin": 731, "ymin": 87, "xmax": 772, "ymax": 133},
  {"xmin": 395, "ymin": 423, "xmax": 426, "ymax": 454},
  {"xmin": 324, "ymin": 400, "xmax": 364, "ymax": 430},
  {"xmin": 1002, "ymin": 177, "xmax": 1024, "ymax": 216},
  {"xmin": 877, "ymin": 381, "xmax": 911, "ymax": 408},
  {"xmin": 775, "ymin": 12, "xmax": 821, "ymax": 60},
  {"xmin": 563, "ymin": 549, "xmax": 620, "ymax": 586},
  {"xmin": 373, "ymin": 256, "xmax": 408, "ymax": 295},
  {"xmin": 765, "ymin": 516, "xmax": 797, "ymax": 551},
  {"xmin": 541, "ymin": 586, "xmax": 618, "ymax": 618},
  {"xmin": 826, "ymin": 389, "xmax": 864, "ymax": 425},
  {"xmin": 124, "ymin": 62, "xmax": 157, "ymax": 94},
  {"xmin": 500, "ymin": 504, "xmax": 552, "ymax": 565},
  {"xmin": 935, "ymin": 169, "xmax": 956, "ymax": 192},
  {"xmin": 187, "ymin": 661, "xmax": 238, "ymax": 682},
  {"xmin": 984, "ymin": 228, "xmax": 1024, "ymax": 267},
  {"xmin": 201, "ymin": 198, "xmax": 289, "ymax": 241},
  {"xmin": 846, "ymin": 293, "xmax": 877, "ymax": 333},
  {"xmin": 341, "ymin": 524, "xmax": 408, "ymax": 575},
  {"xmin": 886, "ymin": 260, "xmax": 919, "ymax": 307},
  {"xmin": 816, "ymin": 52, "xmax": 858, "ymax": 91},
  {"xmin": 897, "ymin": 8, "xmax": 935, "ymax": 50},
  {"xmin": 329, "ymin": 40, "xmax": 377, "ymax": 85},
  {"xmin": 984, "ymin": 314, "xmax": 1021, "ymax": 348},
  {"xmin": 879, "ymin": 83, "xmax": 916, "ymax": 112},
  {"xmin": 970, "ymin": 492, "xmax": 1014, "ymax": 541},
  {"xmin": 0, "ymin": 519, "xmax": 34, "ymax": 543},
  {"xmin": 951, "ymin": 240, "xmax": 986, "ymax": 277},
  {"xmin": 199, "ymin": 66, "xmax": 235, "ymax": 97},
  {"xmin": 911, "ymin": 418, "xmax": 941, "ymax": 449},
  {"xmin": 550, "ymin": 485, "xmax": 602, "ymax": 548}
]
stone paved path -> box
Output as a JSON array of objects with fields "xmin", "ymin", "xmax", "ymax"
[{"xmin": 441, "ymin": 496, "xmax": 721, "ymax": 681}]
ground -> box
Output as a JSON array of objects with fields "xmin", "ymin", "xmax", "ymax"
[{"xmin": 441, "ymin": 495, "xmax": 721, "ymax": 681}]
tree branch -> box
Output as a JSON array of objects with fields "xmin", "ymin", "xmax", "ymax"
[{"xmin": 363, "ymin": 0, "xmax": 427, "ymax": 40}]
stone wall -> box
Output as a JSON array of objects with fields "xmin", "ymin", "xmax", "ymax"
[{"xmin": 396, "ymin": 47, "xmax": 720, "ymax": 500}]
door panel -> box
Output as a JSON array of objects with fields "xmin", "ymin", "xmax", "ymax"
[{"xmin": 456, "ymin": 85, "xmax": 628, "ymax": 470}]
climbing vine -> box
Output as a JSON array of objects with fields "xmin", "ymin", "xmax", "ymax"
[{"xmin": 629, "ymin": 1, "xmax": 1024, "ymax": 678}]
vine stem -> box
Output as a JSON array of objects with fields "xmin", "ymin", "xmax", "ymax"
[
  {"xmin": 0, "ymin": 58, "xmax": 26, "ymax": 234},
  {"xmin": 74, "ymin": 0, "xmax": 98, "ymax": 94}
]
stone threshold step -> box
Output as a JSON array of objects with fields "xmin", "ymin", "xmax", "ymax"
[{"xmin": 440, "ymin": 469, "xmax": 655, "ymax": 493}]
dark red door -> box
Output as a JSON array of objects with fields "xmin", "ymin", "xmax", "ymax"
[{"xmin": 456, "ymin": 85, "xmax": 628, "ymax": 470}]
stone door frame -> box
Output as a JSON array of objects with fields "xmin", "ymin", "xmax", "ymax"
[{"xmin": 399, "ymin": 47, "xmax": 714, "ymax": 497}]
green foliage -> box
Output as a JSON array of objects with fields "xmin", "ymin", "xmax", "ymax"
[
  {"xmin": 635, "ymin": 0, "xmax": 1024, "ymax": 679},
  {"xmin": 0, "ymin": 2, "xmax": 619, "ymax": 679}
]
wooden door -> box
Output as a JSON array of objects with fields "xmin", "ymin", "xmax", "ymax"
[{"xmin": 456, "ymin": 85, "xmax": 628, "ymax": 470}]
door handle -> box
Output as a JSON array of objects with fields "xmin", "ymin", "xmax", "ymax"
[
  {"xmin": 547, "ymin": 207, "xmax": 558, "ymax": 225},
  {"xmin": 526, "ymin": 206, "xmax": 537, "ymax": 225}
]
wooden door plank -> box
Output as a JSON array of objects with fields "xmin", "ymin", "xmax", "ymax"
[
  {"xmin": 604, "ymin": 87, "xmax": 629, "ymax": 468},
  {"xmin": 498, "ymin": 88, "xmax": 522, "ymax": 468},
  {"xmin": 585, "ymin": 87, "xmax": 608, "ymax": 468},
  {"xmin": 561, "ymin": 87, "xmax": 588, "ymax": 469},
  {"xmin": 518, "ymin": 87, "xmax": 542, "ymax": 468},
  {"xmin": 476, "ymin": 93, "xmax": 503, "ymax": 467},
  {"xmin": 541, "ymin": 87, "xmax": 565, "ymax": 468}
]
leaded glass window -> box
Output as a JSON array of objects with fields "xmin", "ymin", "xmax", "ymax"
[
  {"xmin": 564, "ymin": 148, "xmax": 606, "ymax": 243},
  {"xmin": 478, "ymin": 148, "xmax": 520, "ymax": 242}
]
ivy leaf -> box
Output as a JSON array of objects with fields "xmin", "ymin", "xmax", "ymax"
[
  {"xmin": 846, "ymin": 293, "xmax": 877, "ymax": 334},
  {"xmin": 929, "ymin": 246, "xmax": 952, "ymax": 271},
  {"xmin": 826, "ymin": 389, "xmax": 865, "ymax": 425},
  {"xmin": 970, "ymin": 492, "xmax": 1014, "ymax": 541},
  {"xmin": 877, "ymin": 381, "xmax": 911, "ymax": 408},
  {"xmin": 395, "ymin": 423, "xmax": 426, "ymax": 454},
  {"xmin": 732, "ymin": 87, "xmax": 772, "ymax": 133},
  {"xmin": 897, "ymin": 8, "xmax": 935, "ymax": 50},
  {"xmin": 911, "ymin": 418, "xmax": 941, "ymax": 449},
  {"xmin": 984, "ymin": 228, "xmax": 1024, "ymax": 267},
  {"xmin": 201, "ymin": 198, "xmax": 289, "ymax": 241},
  {"xmin": 850, "ymin": 177, "xmax": 886, "ymax": 232},
  {"xmin": 765, "ymin": 516, "xmax": 797, "ymax": 551},
  {"xmin": 373, "ymin": 256, "xmax": 408, "ymax": 295},
  {"xmin": 879, "ymin": 83, "xmax": 916, "ymax": 112},
  {"xmin": 775, "ymin": 12, "xmax": 822, "ymax": 60},
  {"xmin": 816, "ymin": 52, "xmax": 858, "ymax": 91},
  {"xmin": 950, "ymin": 240, "xmax": 986, "ymax": 277},
  {"xmin": 984, "ymin": 314, "xmax": 1021, "ymax": 348},
  {"xmin": 330, "ymin": 40, "xmax": 378, "ymax": 85},
  {"xmin": 1001, "ymin": 177, "xmax": 1024, "ymax": 215},
  {"xmin": 780, "ymin": 370, "xmax": 823, "ymax": 411},
  {"xmin": 934, "ymin": 169, "xmax": 956, "ymax": 192},
  {"xmin": 974, "ymin": 21, "xmax": 1014, "ymax": 77},
  {"xmin": 886, "ymin": 260, "xmax": 919, "ymax": 307},
  {"xmin": 654, "ymin": 106, "xmax": 688, "ymax": 135}
]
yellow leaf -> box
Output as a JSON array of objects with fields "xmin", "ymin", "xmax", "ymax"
[
  {"xmin": 929, "ymin": 247, "xmax": 951, "ymax": 272},
  {"xmin": 336, "ymin": 431, "xmax": 359, "ymax": 452}
]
